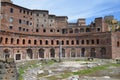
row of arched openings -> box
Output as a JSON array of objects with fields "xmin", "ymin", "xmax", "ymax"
[{"xmin": 3, "ymin": 47, "xmax": 106, "ymax": 59}]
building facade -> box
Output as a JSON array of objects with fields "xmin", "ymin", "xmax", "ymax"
[{"xmin": 0, "ymin": 0, "xmax": 120, "ymax": 61}]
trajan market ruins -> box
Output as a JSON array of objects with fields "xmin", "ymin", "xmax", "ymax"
[{"xmin": 0, "ymin": 0, "xmax": 120, "ymax": 61}]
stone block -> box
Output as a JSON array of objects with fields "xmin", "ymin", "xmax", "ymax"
[{"xmin": 6, "ymin": 58, "xmax": 14, "ymax": 63}]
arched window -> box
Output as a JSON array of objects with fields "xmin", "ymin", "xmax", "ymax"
[
  {"xmin": 39, "ymin": 48, "xmax": 44, "ymax": 58},
  {"xmin": 86, "ymin": 28, "xmax": 90, "ymax": 32},
  {"xmin": 51, "ymin": 40, "xmax": 54, "ymax": 45},
  {"xmin": 75, "ymin": 29, "xmax": 79, "ymax": 33},
  {"xmin": 4, "ymin": 49, "xmax": 10, "ymax": 59},
  {"xmin": 45, "ymin": 40, "xmax": 48, "ymax": 45},
  {"xmin": 34, "ymin": 40, "xmax": 37, "ymax": 45},
  {"xmin": 11, "ymin": 38, "xmax": 14, "ymax": 44},
  {"xmin": 40, "ymin": 40, "xmax": 42, "ymax": 45},
  {"xmin": 71, "ymin": 48, "xmax": 76, "ymax": 57},
  {"xmin": 62, "ymin": 40, "xmax": 64, "ymax": 45},
  {"xmin": 5, "ymin": 38, "xmax": 8, "ymax": 44},
  {"xmin": 80, "ymin": 28, "xmax": 84, "ymax": 32},
  {"xmin": 81, "ymin": 48, "xmax": 85, "ymax": 57},
  {"xmin": 76, "ymin": 40, "xmax": 79, "ymax": 45},
  {"xmin": 50, "ymin": 29, "xmax": 53, "ymax": 32},
  {"xmin": 90, "ymin": 48, "xmax": 96, "ymax": 58},
  {"xmin": 69, "ymin": 28, "xmax": 73, "ymax": 33},
  {"xmin": 36, "ymin": 29, "xmax": 39, "ymax": 32},
  {"xmin": 28, "ymin": 40, "xmax": 31, "ymax": 44},
  {"xmin": 17, "ymin": 39, "xmax": 19, "ymax": 44},
  {"xmin": 50, "ymin": 48, "xmax": 55, "ymax": 57},
  {"xmin": 22, "ymin": 39, "xmax": 25, "ymax": 44},
  {"xmin": 71, "ymin": 40, "xmax": 74, "ymax": 45},
  {"xmin": 27, "ymin": 49, "xmax": 33, "ymax": 59},
  {"xmin": 66, "ymin": 40, "xmax": 69, "ymax": 45},
  {"xmin": 56, "ymin": 40, "xmax": 59, "ymax": 45}
]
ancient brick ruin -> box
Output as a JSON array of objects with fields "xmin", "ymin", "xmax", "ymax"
[
  {"xmin": 0, "ymin": 0, "xmax": 120, "ymax": 62},
  {"xmin": 0, "ymin": 58, "xmax": 18, "ymax": 80}
]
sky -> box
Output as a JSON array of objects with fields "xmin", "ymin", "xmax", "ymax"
[{"xmin": 12, "ymin": 0, "xmax": 120, "ymax": 24}]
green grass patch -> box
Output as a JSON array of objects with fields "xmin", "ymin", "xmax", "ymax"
[
  {"xmin": 46, "ymin": 76, "xmax": 59, "ymax": 80},
  {"xmin": 73, "ymin": 65, "xmax": 107, "ymax": 75},
  {"xmin": 18, "ymin": 60, "xmax": 40, "ymax": 80},
  {"xmin": 60, "ymin": 73, "xmax": 72, "ymax": 78},
  {"xmin": 58, "ymin": 63, "xmax": 120, "ymax": 79},
  {"xmin": 73, "ymin": 63, "xmax": 120, "ymax": 75}
]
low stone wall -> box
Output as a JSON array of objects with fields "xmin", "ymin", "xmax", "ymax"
[{"xmin": 0, "ymin": 58, "xmax": 18, "ymax": 80}]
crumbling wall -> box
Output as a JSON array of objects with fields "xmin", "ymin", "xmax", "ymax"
[{"xmin": 0, "ymin": 58, "xmax": 18, "ymax": 80}]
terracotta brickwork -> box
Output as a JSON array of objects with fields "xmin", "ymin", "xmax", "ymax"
[{"xmin": 0, "ymin": 0, "xmax": 120, "ymax": 61}]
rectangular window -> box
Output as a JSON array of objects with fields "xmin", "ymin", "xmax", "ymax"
[
  {"xmin": 23, "ymin": 10, "xmax": 25, "ymax": 14},
  {"xmin": 26, "ymin": 29, "xmax": 29, "ymax": 32},
  {"xmin": 117, "ymin": 41, "xmax": 119, "ymax": 47},
  {"xmin": 51, "ymin": 40, "xmax": 54, "ymax": 45},
  {"xmin": 23, "ymin": 28, "xmax": 25, "ymax": 31},
  {"xmin": 19, "ymin": 19, "xmax": 22, "ymax": 24},
  {"xmin": 81, "ymin": 40, "xmax": 84, "ymax": 44},
  {"xmin": 5, "ymin": 38, "xmax": 8, "ymax": 44},
  {"xmin": 26, "ymin": 21, "xmax": 29, "ymax": 25},
  {"xmin": 36, "ymin": 14, "xmax": 39, "ymax": 16},
  {"xmin": 10, "ymin": 8, "xmax": 13, "ymax": 13},
  {"xmin": 11, "ymin": 38, "xmax": 14, "ymax": 44},
  {"xmin": 20, "ymin": 9, "xmax": 22, "ymax": 13},
  {"xmin": 27, "ymin": 11, "xmax": 29, "ymax": 15},
  {"xmin": 91, "ymin": 40, "xmax": 94, "ymax": 44},
  {"xmin": 66, "ymin": 40, "xmax": 69, "ymax": 45},
  {"xmin": 97, "ymin": 39, "xmax": 99, "ymax": 44},
  {"xmin": 0, "ymin": 37, "xmax": 3, "ymax": 44},
  {"xmin": 31, "ymin": 12, "xmax": 32, "ymax": 15},
  {"xmin": 9, "ymin": 26, "xmax": 13, "ymax": 30},
  {"xmin": 86, "ymin": 40, "xmax": 89, "ymax": 44},
  {"xmin": 76, "ymin": 40, "xmax": 79, "ymax": 45},
  {"xmin": 19, "ymin": 27, "xmax": 22, "ymax": 31}
]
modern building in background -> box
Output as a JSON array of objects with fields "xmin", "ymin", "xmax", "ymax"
[{"xmin": 0, "ymin": 0, "xmax": 120, "ymax": 61}]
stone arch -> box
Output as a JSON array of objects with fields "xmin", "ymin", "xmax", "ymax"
[
  {"xmin": 62, "ymin": 48, "xmax": 65, "ymax": 57},
  {"xmin": 3, "ymin": 49, "xmax": 11, "ymax": 59},
  {"xmin": 86, "ymin": 28, "xmax": 90, "ymax": 32},
  {"xmin": 71, "ymin": 48, "xmax": 76, "ymax": 57},
  {"xmin": 50, "ymin": 48, "xmax": 55, "ymax": 58},
  {"xmin": 75, "ymin": 29, "xmax": 79, "ymax": 33},
  {"xmin": 69, "ymin": 28, "xmax": 73, "ymax": 33},
  {"xmin": 81, "ymin": 48, "xmax": 85, "ymax": 57},
  {"xmin": 26, "ymin": 49, "xmax": 33, "ymax": 59},
  {"xmin": 39, "ymin": 48, "xmax": 44, "ymax": 58},
  {"xmin": 90, "ymin": 48, "xmax": 96, "ymax": 58},
  {"xmin": 100, "ymin": 47, "xmax": 106, "ymax": 58},
  {"xmin": 80, "ymin": 28, "xmax": 84, "ymax": 32}
]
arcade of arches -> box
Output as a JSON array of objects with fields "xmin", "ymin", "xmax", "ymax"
[{"xmin": 1, "ymin": 47, "xmax": 107, "ymax": 61}]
